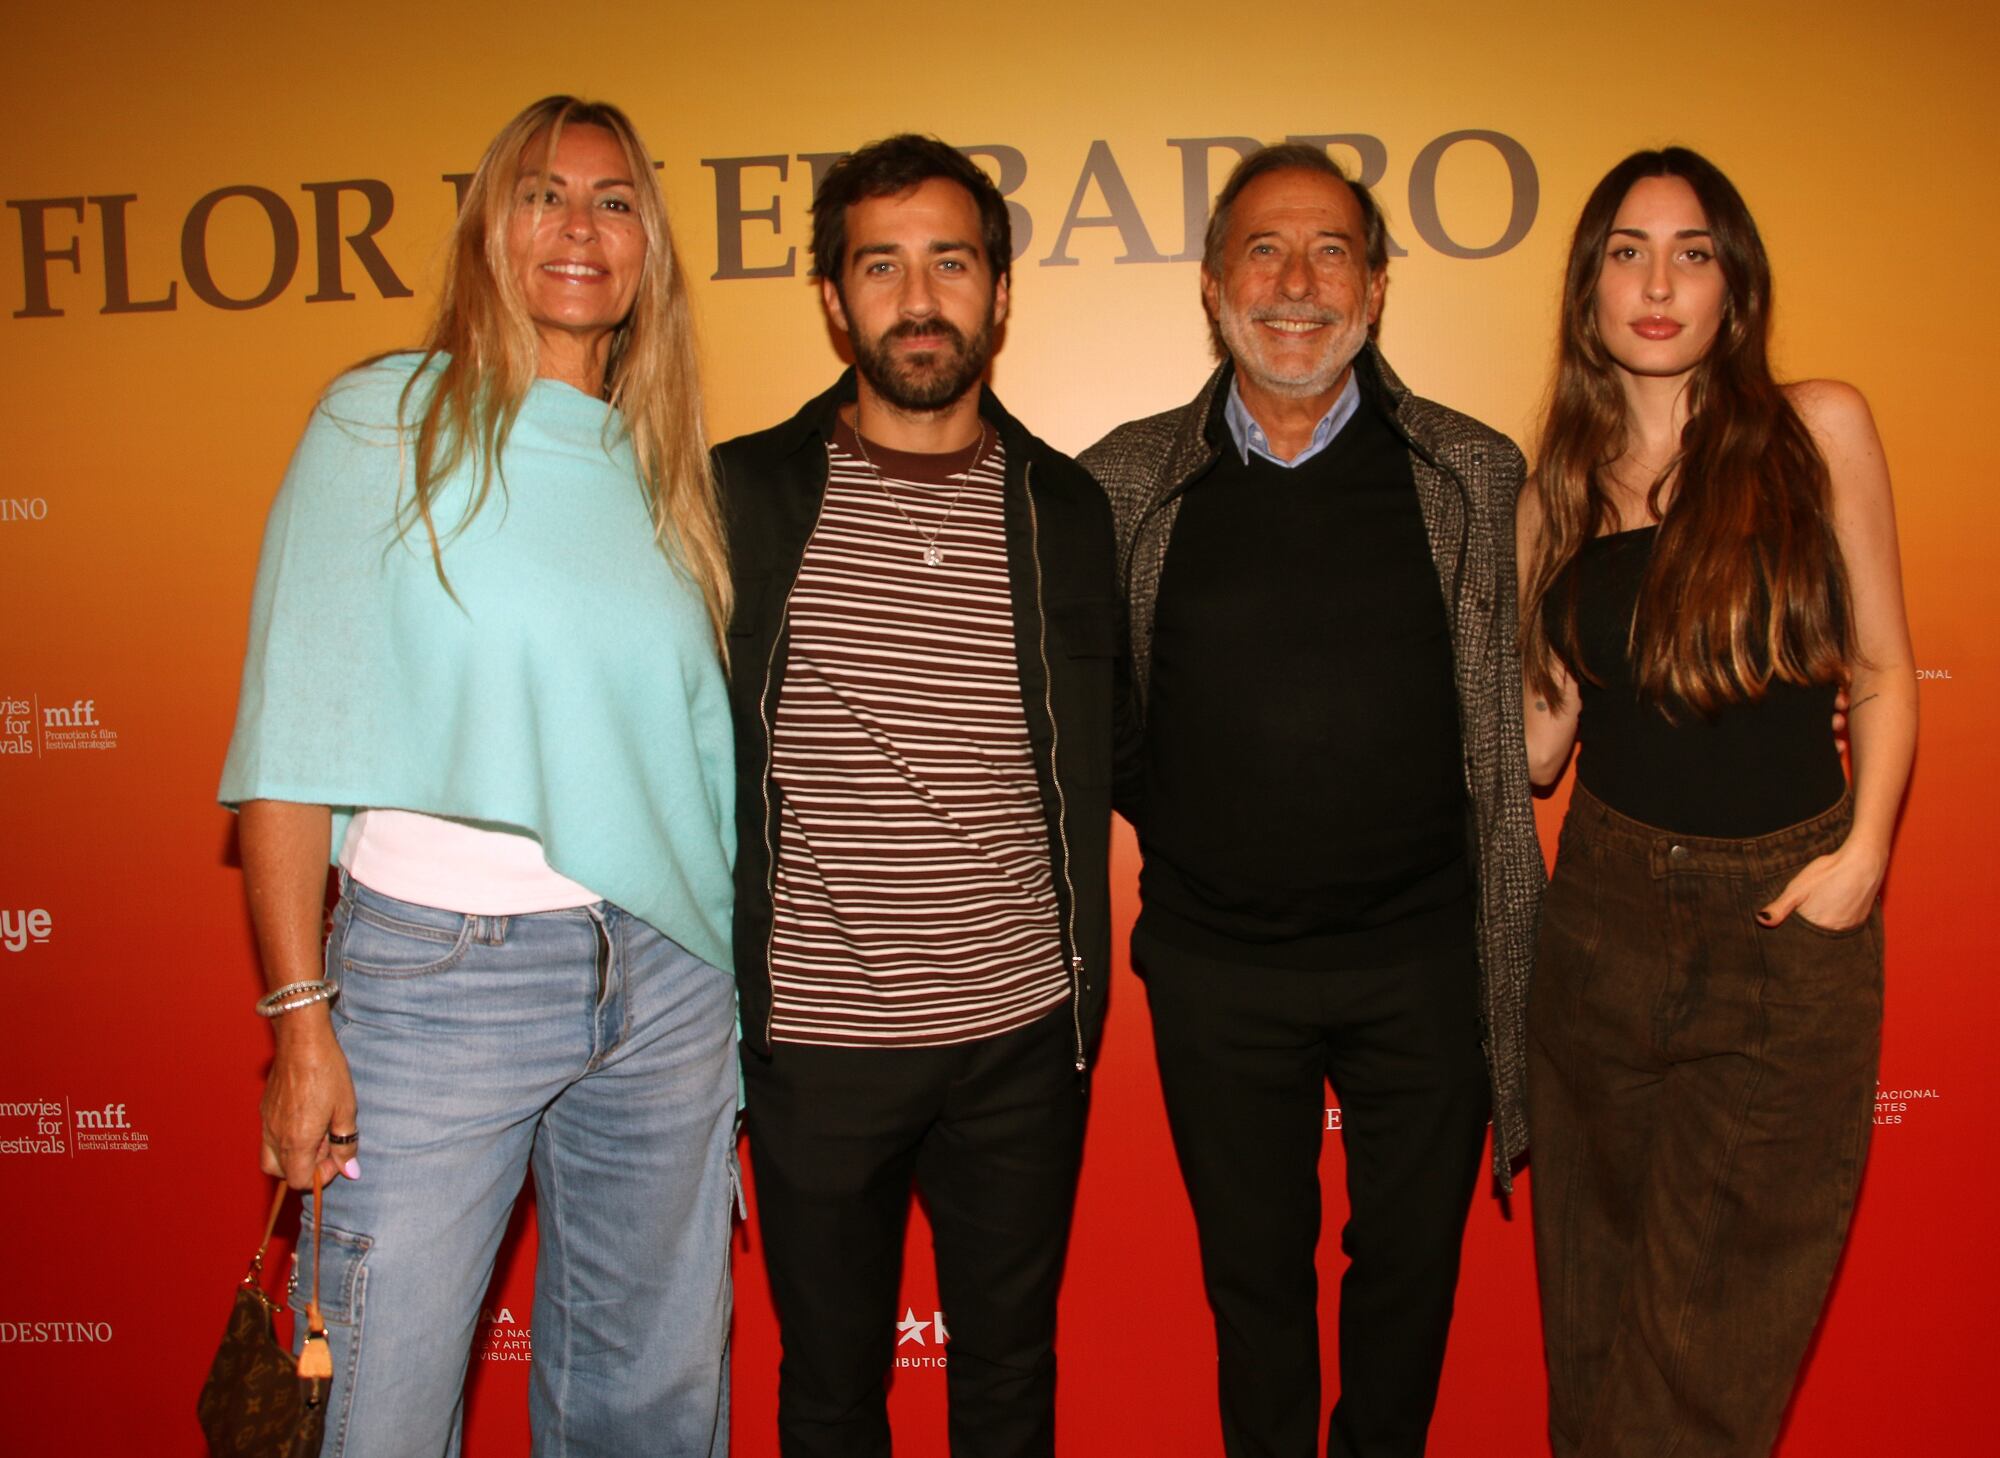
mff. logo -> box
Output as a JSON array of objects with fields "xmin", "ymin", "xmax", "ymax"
[
  {"xmin": 42, "ymin": 699, "xmax": 96, "ymax": 728},
  {"xmin": 73, "ymin": 1104, "xmax": 129, "ymax": 1130}
]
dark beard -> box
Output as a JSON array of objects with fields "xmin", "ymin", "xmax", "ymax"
[{"xmin": 850, "ymin": 315, "xmax": 995, "ymax": 412}]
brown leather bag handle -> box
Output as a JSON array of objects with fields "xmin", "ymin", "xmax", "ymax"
[
  {"xmin": 250, "ymin": 1180, "xmax": 289, "ymax": 1275},
  {"xmin": 296, "ymin": 1174, "xmax": 332, "ymax": 1380},
  {"xmin": 241, "ymin": 1174, "xmax": 331, "ymax": 1382}
]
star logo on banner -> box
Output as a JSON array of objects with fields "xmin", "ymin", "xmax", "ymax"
[{"xmin": 897, "ymin": 1308, "xmax": 930, "ymax": 1346}]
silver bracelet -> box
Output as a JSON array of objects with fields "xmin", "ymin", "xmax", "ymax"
[{"xmin": 255, "ymin": 979, "xmax": 338, "ymax": 1019}]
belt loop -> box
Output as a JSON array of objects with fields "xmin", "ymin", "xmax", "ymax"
[
  {"xmin": 584, "ymin": 902, "xmax": 614, "ymax": 1009},
  {"xmin": 1751, "ymin": 833, "xmax": 1778, "ymax": 885}
]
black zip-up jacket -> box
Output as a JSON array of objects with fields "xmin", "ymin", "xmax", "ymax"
[{"xmin": 712, "ymin": 370, "xmax": 1123, "ymax": 1074}]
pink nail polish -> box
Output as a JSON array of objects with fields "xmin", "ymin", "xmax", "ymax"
[{"xmin": 343, "ymin": 1158, "xmax": 362, "ymax": 1180}]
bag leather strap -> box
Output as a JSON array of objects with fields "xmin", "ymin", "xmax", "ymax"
[{"xmin": 296, "ymin": 1173, "xmax": 331, "ymax": 1379}]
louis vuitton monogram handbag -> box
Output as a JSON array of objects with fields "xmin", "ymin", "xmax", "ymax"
[{"xmin": 196, "ymin": 1176, "xmax": 332, "ymax": 1457}]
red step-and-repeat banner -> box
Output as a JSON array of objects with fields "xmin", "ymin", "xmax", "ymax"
[{"xmin": 4, "ymin": 2, "xmax": 1995, "ymax": 1452}]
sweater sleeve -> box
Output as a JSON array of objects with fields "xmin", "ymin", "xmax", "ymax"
[{"xmin": 217, "ymin": 364, "xmax": 411, "ymax": 816}]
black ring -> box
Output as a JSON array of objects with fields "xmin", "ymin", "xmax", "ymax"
[{"xmin": 326, "ymin": 1130, "xmax": 360, "ymax": 1146}]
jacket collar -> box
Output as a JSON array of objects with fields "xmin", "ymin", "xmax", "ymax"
[
  {"xmin": 769, "ymin": 366, "xmax": 1042, "ymax": 466},
  {"xmin": 1166, "ymin": 341, "xmax": 1413, "ymax": 487}
]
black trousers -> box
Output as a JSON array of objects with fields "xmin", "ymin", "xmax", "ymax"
[
  {"xmin": 742, "ymin": 1009, "xmax": 1087, "ymax": 1458},
  {"xmin": 1135, "ymin": 930, "xmax": 1489, "ymax": 1458}
]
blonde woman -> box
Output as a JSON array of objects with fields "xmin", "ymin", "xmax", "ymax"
[{"xmin": 220, "ymin": 96, "xmax": 736, "ymax": 1456}]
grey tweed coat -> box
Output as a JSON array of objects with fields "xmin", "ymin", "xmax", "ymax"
[{"xmin": 1078, "ymin": 344, "xmax": 1545, "ymax": 1189}]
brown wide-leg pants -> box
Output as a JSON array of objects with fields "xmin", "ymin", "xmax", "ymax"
[{"xmin": 1527, "ymin": 785, "xmax": 1882, "ymax": 1458}]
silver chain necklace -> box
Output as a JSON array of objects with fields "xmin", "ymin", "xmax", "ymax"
[{"xmin": 849, "ymin": 422, "xmax": 991, "ymax": 568}]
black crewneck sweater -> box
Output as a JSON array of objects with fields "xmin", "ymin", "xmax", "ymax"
[{"xmin": 1137, "ymin": 381, "xmax": 1472, "ymax": 969}]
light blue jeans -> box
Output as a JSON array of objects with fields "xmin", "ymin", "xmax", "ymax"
[{"xmin": 293, "ymin": 878, "xmax": 737, "ymax": 1458}]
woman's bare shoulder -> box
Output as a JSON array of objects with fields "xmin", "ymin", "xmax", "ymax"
[
  {"xmin": 1784, "ymin": 378, "xmax": 1877, "ymax": 448},
  {"xmin": 1786, "ymin": 379, "xmax": 1893, "ymax": 519}
]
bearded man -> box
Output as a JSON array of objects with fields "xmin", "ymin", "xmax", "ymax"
[
  {"xmin": 713, "ymin": 134, "xmax": 1121, "ymax": 1458},
  {"xmin": 1078, "ymin": 144, "xmax": 1543, "ymax": 1458}
]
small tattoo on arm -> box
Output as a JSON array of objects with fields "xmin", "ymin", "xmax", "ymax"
[
  {"xmin": 1847, "ymin": 692, "xmax": 1880, "ymax": 713},
  {"xmin": 1534, "ymin": 699, "xmax": 1548, "ymax": 713}
]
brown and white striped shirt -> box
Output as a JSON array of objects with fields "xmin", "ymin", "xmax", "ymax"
[{"xmin": 767, "ymin": 421, "xmax": 1067, "ymax": 1047}]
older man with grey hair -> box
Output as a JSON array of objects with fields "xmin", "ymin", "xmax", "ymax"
[{"xmin": 1081, "ymin": 143, "xmax": 1542, "ymax": 1458}]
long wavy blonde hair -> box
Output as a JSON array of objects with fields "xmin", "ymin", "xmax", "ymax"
[{"xmin": 395, "ymin": 95, "xmax": 730, "ymax": 654}]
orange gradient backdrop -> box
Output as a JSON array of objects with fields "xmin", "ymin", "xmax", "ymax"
[{"xmin": 2, "ymin": 3, "xmax": 1994, "ymax": 1453}]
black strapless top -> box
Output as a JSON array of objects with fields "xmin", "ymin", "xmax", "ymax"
[{"xmin": 1553, "ymin": 527, "xmax": 1845, "ymax": 838}]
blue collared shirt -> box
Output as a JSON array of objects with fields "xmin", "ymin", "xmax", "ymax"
[{"xmin": 1221, "ymin": 370, "xmax": 1362, "ymax": 469}]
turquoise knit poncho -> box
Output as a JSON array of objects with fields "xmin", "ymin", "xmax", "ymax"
[{"xmin": 219, "ymin": 353, "xmax": 735, "ymax": 972}]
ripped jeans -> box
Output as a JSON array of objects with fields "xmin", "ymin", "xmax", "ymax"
[{"xmin": 294, "ymin": 878, "xmax": 738, "ymax": 1458}]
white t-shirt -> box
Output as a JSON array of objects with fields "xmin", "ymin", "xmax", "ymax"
[{"xmin": 339, "ymin": 809, "xmax": 600, "ymax": 913}]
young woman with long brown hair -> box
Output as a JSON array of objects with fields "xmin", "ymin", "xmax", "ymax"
[
  {"xmin": 1518, "ymin": 148, "xmax": 1916, "ymax": 1456},
  {"xmin": 220, "ymin": 96, "xmax": 736, "ymax": 1455}
]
